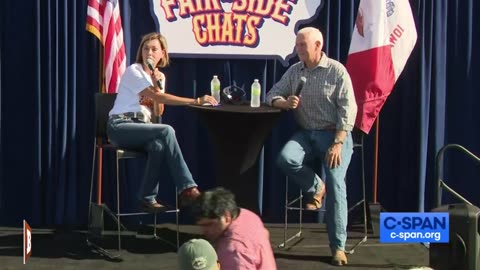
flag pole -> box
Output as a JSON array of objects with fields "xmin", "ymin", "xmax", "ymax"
[
  {"xmin": 373, "ymin": 116, "xmax": 379, "ymax": 203},
  {"xmin": 96, "ymin": 43, "xmax": 104, "ymax": 205},
  {"xmin": 87, "ymin": 1, "xmax": 128, "ymax": 256},
  {"xmin": 368, "ymin": 116, "xmax": 382, "ymax": 236}
]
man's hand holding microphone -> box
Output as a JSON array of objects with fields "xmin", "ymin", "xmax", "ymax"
[{"xmin": 272, "ymin": 76, "xmax": 306, "ymax": 110}]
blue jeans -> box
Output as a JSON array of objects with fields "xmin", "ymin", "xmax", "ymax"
[
  {"xmin": 106, "ymin": 117, "xmax": 197, "ymax": 202},
  {"xmin": 277, "ymin": 130, "xmax": 353, "ymax": 251}
]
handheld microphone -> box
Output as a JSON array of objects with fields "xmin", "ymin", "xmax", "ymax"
[
  {"xmin": 146, "ymin": 58, "xmax": 163, "ymax": 90},
  {"xmin": 294, "ymin": 76, "xmax": 307, "ymax": 96}
]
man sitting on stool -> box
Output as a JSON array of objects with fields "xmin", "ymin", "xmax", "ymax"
[{"xmin": 266, "ymin": 27, "xmax": 357, "ymax": 266}]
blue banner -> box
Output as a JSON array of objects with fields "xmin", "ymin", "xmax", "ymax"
[{"xmin": 380, "ymin": 212, "xmax": 449, "ymax": 243}]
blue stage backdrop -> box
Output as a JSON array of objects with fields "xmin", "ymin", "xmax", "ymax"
[{"xmin": 0, "ymin": 0, "xmax": 479, "ymax": 226}]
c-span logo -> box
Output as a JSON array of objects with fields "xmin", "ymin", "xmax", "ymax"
[
  {"xmin": 23, "ymin": 220, "xmax": 32, "ymax": 264},
  {"xmin": 380, "ymin": 212, "xmax": 449, "ymax": 243}
]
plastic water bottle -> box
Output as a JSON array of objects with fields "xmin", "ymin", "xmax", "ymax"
[
  {"xmin": 210, "ymin": 75, "xmax": 221, "ymax": 103},
  {"xmin": 250, "ymin": 79, "xmax": 261, "ymax": 107}
]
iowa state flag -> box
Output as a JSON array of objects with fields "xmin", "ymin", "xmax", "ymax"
[{"xmin": 346, "ymin": 0, "xmax": 417, "ymax": 134}]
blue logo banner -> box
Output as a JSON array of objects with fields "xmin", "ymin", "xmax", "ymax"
[{"xmin": 380, "ymin": 212, "xmax": 449, "ymax": 243}]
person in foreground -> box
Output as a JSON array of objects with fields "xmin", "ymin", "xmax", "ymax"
[
  {"xmin": 191, "ymin": 187, "xmax": 277, "ymax": 270},
  {"xmin": 266, "ymin": 27, "xmax": 357, "ymax": 266},
  {"xmin": 107, "ymin": 32, "xmax": 218, "ymax": 211},
  {"xmin": 178, "ymin": 238, "xmax": 221, "ymax": 270}
]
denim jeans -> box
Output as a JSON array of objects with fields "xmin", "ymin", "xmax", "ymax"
[
  {"xmin": 277, "ymin": 130, "xmax": 353, "ymax": 251},
  {"xmin": 106, "ymin": 117, "xmax": 197, "ymax": 202}
]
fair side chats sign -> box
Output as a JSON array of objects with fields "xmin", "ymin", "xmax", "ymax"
[{"xmin": 150, "ymin": 0, "xmax": 323, "ymax": 65}]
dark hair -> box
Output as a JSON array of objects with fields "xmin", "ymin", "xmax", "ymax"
[{"xmin": 191, "ymin": 187, "xmax": 240, "ymax": 220}]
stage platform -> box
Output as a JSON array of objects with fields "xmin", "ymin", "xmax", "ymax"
[{"xmin": 0, "ymin": 223, "xmax": 430, "ymax": 269}]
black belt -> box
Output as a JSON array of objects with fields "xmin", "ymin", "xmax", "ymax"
[
  {"xmin": 321, "ymin": 125, "xmax": 337, "ymax": 131},
  {"xmin": 110, "ymin": 112, "xmax": 150, "ymax": 123}
]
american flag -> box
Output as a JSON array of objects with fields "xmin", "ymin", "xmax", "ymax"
[{"xmin": 86, "ymin": 0, "xmax": 126, "ymax": 93}]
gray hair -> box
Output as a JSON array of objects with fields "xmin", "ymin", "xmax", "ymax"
[{"xmin": 298, "ymin": 27, "xmax": 323, "ymax": 45}]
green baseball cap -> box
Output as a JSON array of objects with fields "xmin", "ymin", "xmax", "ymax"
[{"xmin": 178, "ymin": 239, "xmax": 218, "ymax": 270}]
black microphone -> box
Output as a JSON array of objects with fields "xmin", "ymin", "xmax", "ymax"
[
  {"xmin": 146, "ymin": 58, "xmax": 163, "ymax": 90},
  {"xmin": 294, "ymin": 76, "xmax": 307, "ymax": 96}
]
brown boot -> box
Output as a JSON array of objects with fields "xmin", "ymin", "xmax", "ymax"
[
  {"xmin": 331, "ymin": 250, "xmax": 347, "ymax": 266},
  {"xmin": 178, "ymin": 187, "xmax": 201, "ymax": 207},
  {"xmin": 305, "ymin": 185, "xmax": 326, "ymax": 210},
  {"xmin": 139, "ymin": 199, "xmax": 167, "ymax": 212}
]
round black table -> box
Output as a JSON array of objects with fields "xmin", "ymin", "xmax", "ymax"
[{"xmin": 189, "ymin": 103, "xmax": 282, "ymax": 213}]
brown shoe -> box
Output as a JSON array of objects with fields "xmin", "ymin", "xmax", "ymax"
[
  {"xmin": 305, "ymin": 185, "xmax": 326, "ymax": 210},
  {"xmin": 178, "ymin": 187, "xmax": 201, "ymax": 206},
  {"xmin": 331, "ymin": 250, "xmax": 347, "ymax": 266},
  {"xmin": 140, "ymin": 199, "xmax": 166, "ymax": 212}
]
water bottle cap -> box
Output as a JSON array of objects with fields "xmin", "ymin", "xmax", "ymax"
[
  {"xmin": 254, "ymin": 79, "xmax": 259, "ymax": 82},
  {"xmin": 213, "ymin": 75, "xmax": 218, "ymax": 79}
]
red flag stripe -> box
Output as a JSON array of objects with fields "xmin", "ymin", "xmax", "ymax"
[
  {"xmin": 103, "ymin": 1, "xmax": 125, "ymax": 93},
  {"xmin": 86, "ymin": 0, "xmax": 126, "ymax": 93},
  {"xmin": 86, "ymin": 0, "xmax": 105, "ymax": 41},
  {"xmin": 346, "ymin": 46, "xmax": 395, "ymax": 133}
]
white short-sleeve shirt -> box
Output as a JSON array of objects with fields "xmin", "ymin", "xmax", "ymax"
[{"xmin": 109, "ymin": 63, "xmax": 165, "ymax": 118}]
